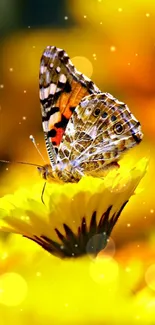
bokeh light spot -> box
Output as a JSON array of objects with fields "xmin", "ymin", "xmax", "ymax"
[
  {"xmin": 145, "ymin": 264, "xmax": 155, "ymax": 290},
  {"xmin": 125, "ymin": 267, "xmax": 131, "ymax": 272},
  {"xmin": 0, "ymin": 272, "xmax": 27, "ymax": 306},
  {"xmin": 90, "ymin": 256, "xmax": 119, "ymax": 285},
  {"xmin": 110, "ymin": 46, "xmax": 116, "ymax": 52},
  {"xmin": 97, "ymin": 237, "xmax": 116, "ymax": 259},
  {"xmin": 1, "ymin": 252, "xmax": 8, "ymax": 260},
  {"xmin": 86, "ymin": 233, "xmax": 108, "ymax": 257},
  {"xmin": 36, "ymin": 272, "xmax": 41, "ymax": 277},
  {"xmin": 71, "ymin": 56, "xmax": 93, "ymax": 78}
]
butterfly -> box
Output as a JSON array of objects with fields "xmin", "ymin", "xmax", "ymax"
[{"xmin": 38, "ymin": 46, "xmax": 143, "ymax": 183}]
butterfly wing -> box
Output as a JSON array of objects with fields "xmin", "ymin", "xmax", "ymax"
[
  {"xmin": 57, "ymin": 93, "xmax": 142, "ymax": 175},
  {"xmin": 39, "ymin": 46, "xmax": 100, "ymax": 166}
]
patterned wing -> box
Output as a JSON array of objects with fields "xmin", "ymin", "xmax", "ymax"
[
  {"xmin": 57, "ymin": 93, "xmax": 143, "ymax": 174},
  {"xmin": 39, "ymin": 46, "xmax": 101, "ymax": 165}
]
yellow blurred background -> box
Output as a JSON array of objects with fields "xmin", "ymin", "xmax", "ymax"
[
  {"xmin": 0, "ymin": 1, "xmax": 155, "ymax": 254},
  {"xmin": 1, "ymin": 1, "xmax": 155, "ymax": 324}
]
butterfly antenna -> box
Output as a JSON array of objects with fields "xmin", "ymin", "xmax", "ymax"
[
  {"xmin": 29, "ymin": 135, "xmax": 46, "ymax": 163},
  {"xmin": 0, "ymin": 159, "xmax": 43, "ymax": 168}
]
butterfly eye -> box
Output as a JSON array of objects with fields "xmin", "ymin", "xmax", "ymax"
[
  {"xmin": 93, "ymin": 108, "xmax": 100, "ymax": 117},
  {"xmin": 113, "ymin": 123, "xmax": 124, "ymax": 135}
]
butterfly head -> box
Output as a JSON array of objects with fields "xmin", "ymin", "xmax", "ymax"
[
  {"xmin": 37, "ymin": 164, "xmax": 65, "ymax": 183},
  {"xmin": 37, "ymin": 164, "xmax": 55, "ymax": 182}
]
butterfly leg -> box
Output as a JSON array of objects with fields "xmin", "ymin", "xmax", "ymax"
[{"xmin": 41, "ymin": 181, "xmax": 47, "ymax": 205}]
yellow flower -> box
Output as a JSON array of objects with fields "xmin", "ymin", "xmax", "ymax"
[
  {"xmin": 0, "ymin": 158, "xmax": 147, "ymax": 258},
  {"xmin": 0, "ymin": 233, "xmax": 154, "ymax": 324}
]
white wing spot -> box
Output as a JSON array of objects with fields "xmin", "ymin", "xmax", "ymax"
[
  {"xmin": 40, "ymin": 65, "xmax": 46, "ymax": 74},
  {"xmin": 89, "ymin": 126, "xmax": 98, "ymax": 139},
  {"xmin": 57, "ymin": 48, "xmax": 63, "ymax": 52},
  {"xmin": 49, "ymin": 112, "xmax": 61, "ymax": 125},
  {"xmin": 67, "ymin": 122, "xmax": 76, "ymax": 137},
  {"xmin": 44, "ymin": 87, "xmax": 50, "ymax": 99},
  {"xmin": 115, "ymin": 99, "xmax": 124, "ymax": 105},
  {"xmin": 45, "ymin": 51, "xmax": 52, "ymax": 58},
  {"xmin": 39, "ymin": 89, "xmax": 44, "ymax": 100},
  {"xmin": 80, "ymin": 99, "xmax": 90, "ymax": 108},
  {"xmin": 59, "ymin": 74, "xmax": 67, "ymax": 83},
  {"xmin": 50, "ymin": 83, "xmax": 57, "ymax": 95},
  {"xmin": 42, "ymin": 121, "xmax": 49, "ymax": 132},
  {"xmin": 40, "ymin": 87, "xmax": 49, "ymax": 100},
  {"xmin": 56, "ymin": 66, "xmax": 61, "ymax": 73},
  {"xmin": 83, "ymin": 75, "xmax": 90, "ymax": 82},
  {"xmin": 45, "ymin": 70, "xmax": 51, "ymax": 84},
  {"xmin": 106, "ymin": 93, "xmax": 115, "ymax": 100}
]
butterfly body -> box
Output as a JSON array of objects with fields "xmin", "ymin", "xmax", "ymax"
[
  {"xmin": 37, "ymin": 163, "xmax": 82, "ymax": 183},
  {"xmin": 39, "ymin": 46, "xmax": 143, "ymax": 183}
]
